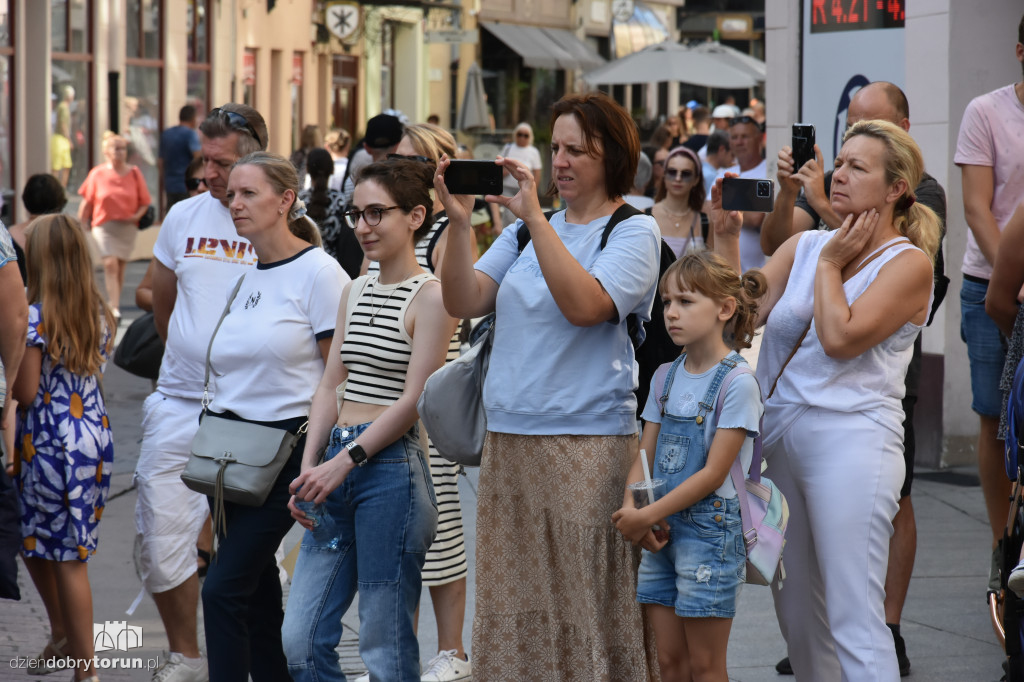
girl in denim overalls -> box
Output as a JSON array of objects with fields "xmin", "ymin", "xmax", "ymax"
[{"xmin": 614, "ymin": 251, "xmax": 766, "ymax": 682}]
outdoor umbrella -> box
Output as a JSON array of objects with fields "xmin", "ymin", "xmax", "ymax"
[
  {"xmin": 690, "ymin": 41, "xmax": 766, "ymax": 83},
  {"xmin": 457, "ymin": 62, "xmax": 490, "ymax": 132},
  {"xmin": 582, "ymin": 40, "xmax": 764, "ymax": 89}
]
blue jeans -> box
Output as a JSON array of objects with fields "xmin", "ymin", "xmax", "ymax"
[
  {"xmin": 282, "ymin": 423, "xmax": 438, "ymax": 682},
  {"xmin": 960, "ymin": 277, "xmax": 1007, "ymax": 417}
]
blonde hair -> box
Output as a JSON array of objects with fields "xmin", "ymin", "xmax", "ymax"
[
  {"xmin": 25, "ymin": 214, "xmax": 115, "ymax": 375},
  {"xmin": 660, "ymin": 251, "xmax": 767, "ymax": 350},
  {"xmin": 842, "ymin": 120, "xmax": 941, "ymax": 262},
  {"xmin": 402, "ymin": 123, "xmax": 457, "ymax": 162},
  {"xmin": 324, "ymin": 128, "xmax": 351, "ymax": 155},
  {"xmin": 102, "ymin": 130, "xmax": 126, "ymax": 151},
  {"xmin": 232, "ymin": 152, "xmax": 322, "ymax": 247}
]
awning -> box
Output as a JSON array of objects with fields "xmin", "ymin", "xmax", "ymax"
[{"xmin": 481, "ymin": 22, "xmax": 605, "ymax": 71}]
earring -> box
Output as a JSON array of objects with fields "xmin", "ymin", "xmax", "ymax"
[{"xmin": 278, "ymin": 209, "xmax": 284, "ymax": 216}]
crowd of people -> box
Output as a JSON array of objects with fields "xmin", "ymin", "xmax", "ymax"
[{"xmin": 0, "ymin": 13, "xmax": 1023, "ymax": 682}]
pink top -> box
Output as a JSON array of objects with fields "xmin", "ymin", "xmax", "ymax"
[
  {"xmin": 78, "ymin": 165, "xmax": 152, "ymax": 227},
  {"xmin": 954, "ymin": 84, "xmax": 1024, "ymax": 279}
]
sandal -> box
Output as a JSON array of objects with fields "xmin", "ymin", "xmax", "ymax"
[
  {"xmin": 196, "ymin": 548, "xmax": 211, "ymax": 578},
  {"xmin": 29, "ymin": 636, "xmax": 68, "ymax": 675}
]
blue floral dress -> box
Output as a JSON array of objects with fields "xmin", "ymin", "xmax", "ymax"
[{"xmin": 15, "ymin": 304, "xmax": 114, "ymax": 562}]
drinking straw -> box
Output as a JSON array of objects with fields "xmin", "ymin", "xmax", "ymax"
[{"xmin": 639, "ymin": 448, "xmax": 655, "ymax": 506}]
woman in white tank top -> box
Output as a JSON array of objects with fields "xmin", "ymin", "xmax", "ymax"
[
  {"xmin": 282, "ymin": 158, "xmax": 459, "ymax": 682},
  {"xmin": 712, "ymin": 120, "xmax": 941, "ymax": 681}
]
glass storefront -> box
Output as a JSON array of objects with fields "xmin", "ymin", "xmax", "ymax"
[
  {"xmin": 0, "ymin": 1, "xmax": 12, "ymax": 222},
  {"xmin": 125, "ymin": 0, "xmax": 162, "ymax": 212},
  {"xmin": 187, "ymin": 0, "xmax": 210, "ymax": 114},
  {"xmin": 51, "ymin": 0, "xmax": 91, "ymax": 197}
]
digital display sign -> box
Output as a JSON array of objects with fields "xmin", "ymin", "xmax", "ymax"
[{"xmin": 810, "ymin": 0, "xmax": 905, "ymax": 33}]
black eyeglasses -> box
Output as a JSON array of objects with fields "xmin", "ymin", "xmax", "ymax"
[
  {"xmin": 185, "ymin": 177, "xmax": 207, "ymax": 191},
  {"xmin": 387, "ymin": 153, "xmax": 433, "ymax": 164},
  {"xmin": 665, "ymin": 169, "xmax": 696, "ymax": 182},
  {"xmin": 344, "ymin": 206, "xmax": 401, "ymax": 228},
  {"xmin": 211, "ymin": 107, "xmax": 261, "ymax": 144}
]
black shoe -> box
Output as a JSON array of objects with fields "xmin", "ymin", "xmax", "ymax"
[
  {"xmin": 888, "ymin": 623, "xmax": 911, "ymax": 677},
  {"xmin": 775, "ymin": 656, "xmax": 793, "ymax": 675}
]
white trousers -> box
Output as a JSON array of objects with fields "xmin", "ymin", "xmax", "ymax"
[{"xmin": 765, "ymin": 406, "xmax": 904, "ymax": 682}]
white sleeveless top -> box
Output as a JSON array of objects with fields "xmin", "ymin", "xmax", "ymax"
[{"xmin": 755, "ymin": 230, "xmax": 931, "ymax": 443}]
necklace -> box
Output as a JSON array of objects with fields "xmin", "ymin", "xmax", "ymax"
[
  {"xmin": 658, "ymin": 204, "xmax": 693, "ymax": 229},
  {"xmin": 368, "ymin": 270, "xmax": 420, "ymax": 326}
]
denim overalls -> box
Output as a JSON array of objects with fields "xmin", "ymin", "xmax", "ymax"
[{"xmin": 636, "ymin": 354, "xmax": 747, "ymax": 618}]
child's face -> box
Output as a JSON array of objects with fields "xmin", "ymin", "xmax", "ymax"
[{"xmin": 662, "ymin": 279, "xmax": 728, "ymax": 348}]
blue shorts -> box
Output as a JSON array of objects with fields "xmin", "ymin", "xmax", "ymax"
[
  {"xmin": 960, "ymin": 277, "xmax": 1007, "ymax": 418},
  {"xmin": 636, "ymin": 495, "xmax": 744, "ymax": 618}
]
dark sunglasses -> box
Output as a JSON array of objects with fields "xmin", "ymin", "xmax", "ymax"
[
  {"xmin": 730, "ymin": 115, "xmax": 764, "ymax": 131},
  {"xmin": 387, "ymin": 153, "xmax": 433, "ymax": 164},
  {"xmin": 185, "ymin": 177, "xmax": 207, "ymax": 191},
  {"xmin": 343, "ymin": 205, "xmax": 401, "ymax": 229},
  {"xmin": 211, "ymin": 107, "xmax": 261, "ymax": 143},
  {"xmin": 665, "ymin": 169, "xmax": 696, "ymax": 182},
  {"xmin": 515, "ymin": 132, "xmax": 529, "ymax": 138}
]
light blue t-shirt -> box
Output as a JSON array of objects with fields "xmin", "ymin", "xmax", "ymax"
[
  {"xmin": 474, "ymin": 210, "xmax": 660, "ymax": 436},
  {"xmin": 641, "ymin": 353, "xmax": 763, "ymax": 498}
]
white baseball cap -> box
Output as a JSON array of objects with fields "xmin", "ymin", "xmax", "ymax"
[{"xmin": 711, "ymin": 104, "xmax": 735, "ymax": 119}]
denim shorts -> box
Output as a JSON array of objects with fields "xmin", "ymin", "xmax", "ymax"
[
  {"xmin": 636, "ymin": 495, "xmax": 744, "ymax": 618},
  {"xmin": 960, "ymin": 278, "xmax": 1007, "ymax": 418}
]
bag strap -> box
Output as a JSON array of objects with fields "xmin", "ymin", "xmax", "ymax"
[
  {"xmin": 599, "ymin": 203, "xmax": 643, "ymax": 249},
  {"xmin": 710, "ymin": 366, "xmax": 764, "ymax": 539},
  {"xmin": 653, "ymin": 361, "xmax": 674, "ymax": 415},
  {"xmin": 202, "ymin": 274, "xmax": 247, "ymax": 410}
]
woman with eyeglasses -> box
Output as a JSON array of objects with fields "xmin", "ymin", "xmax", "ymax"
[
  {"xmin": 77, "ymin": 131, "xmax": 152, "ymax": 320},
  {"xmin": 282, "ymin": 157, "xmax": 458, "ymax": 682},
  {"xmin": 362, "ymin": 122, "xmax": 475, "ymax": 680},
  {"xmin": 650, "ymin": 146, "xmax": 709, "ymax": 257}
]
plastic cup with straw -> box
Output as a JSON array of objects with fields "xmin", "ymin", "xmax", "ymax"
[{"xmin": 627, "ymin": 449, "xmax": 669, "ymax": 542}]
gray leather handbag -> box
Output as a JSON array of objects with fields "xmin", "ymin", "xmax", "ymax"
[
  {"xmin": 181, "ymin": 275, "xmax": 307, "ymax": 534},
  {"xmin": 417, "ymin": 317, "xmax": 492, "ymax": 466}
]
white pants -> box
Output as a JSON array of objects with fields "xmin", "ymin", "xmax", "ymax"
[
  {"xmin": 133, "ymin": 392, "xmax": 209, "ymax": 593},
  {"xmin": 765, "ymin": 406, "xmax": 904, "ymax": 681}
]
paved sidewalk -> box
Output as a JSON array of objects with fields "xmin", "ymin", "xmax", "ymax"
[{"xmin": 0, "ymin": 259, "xmax": 1009, "ymax": 680}]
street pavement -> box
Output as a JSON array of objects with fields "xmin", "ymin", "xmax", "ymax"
[{"xmin": 0, "ymin": 258, "xmax": 1008, "ymax": 681}]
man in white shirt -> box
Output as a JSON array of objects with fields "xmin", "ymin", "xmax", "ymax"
[
  {"xmin": 135, "ymin": 103, "xmax": 267, "ymax": 682},
  {"xmin": 706, "ymin": 115, "xmax": 767, "ymax": 270}
]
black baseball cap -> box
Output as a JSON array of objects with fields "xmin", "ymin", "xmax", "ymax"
[{"xmin": 364, "ymin": 114, "xmax": 403, "ymax": 149}]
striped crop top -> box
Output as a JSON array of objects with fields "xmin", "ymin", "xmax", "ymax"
[{"xmin": 340, "ymin": 273, "xmax": 438, "ymax": 406}]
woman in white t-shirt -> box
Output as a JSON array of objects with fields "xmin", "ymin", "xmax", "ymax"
[
  {"xmin": 498, "ymin": 122, "xmax": 543, "ymax": 227},
  {"xmin": 712, "ymin": 120, "xmax": 940, "ymax": 680},
  {"xmin": 199, "ymin": 152, "xmax": 348, "ymax": 682}
]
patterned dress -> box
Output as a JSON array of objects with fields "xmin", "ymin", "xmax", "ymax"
[{"xmin": 15, "ymin": 304, "xmax": 113, "ymax": 562}]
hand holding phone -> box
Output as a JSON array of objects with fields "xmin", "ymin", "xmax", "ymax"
[
  {"xmin": 443, "ymin": 160, "xmax": 503, "ymax": 196},
  {"xmin": 721, "ymin": 177, "xmax": 775, "ymax": 213}
]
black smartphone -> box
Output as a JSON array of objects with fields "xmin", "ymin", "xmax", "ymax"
[
  {"xmin": 444, "ymin": 160, "xmax": 503, "ymax": 196},
  {"xmin": 792, "ymin": 123, "xmax": 816, "ymax": 171},
  {"xmin": 721, "ymin": 177, "xmax": 775, "ymax": 213}
]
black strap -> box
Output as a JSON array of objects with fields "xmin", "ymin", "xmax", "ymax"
[
  {"xmin": 599, "ymin": 203, "xmax": 644, "ymax": 249},
  {"xmin": 424, "ymin": 211, "xmax": 449, "ymax": 273}
]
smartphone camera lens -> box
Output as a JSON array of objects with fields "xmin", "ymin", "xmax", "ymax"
[{"xmin": 757, "ymin": 181, "xmax": 771, "ymax": 198}]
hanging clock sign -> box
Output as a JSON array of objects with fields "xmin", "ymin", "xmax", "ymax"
[{"xmin": 326, "ymin": 1, "xmax": 360, "ymax": 42}]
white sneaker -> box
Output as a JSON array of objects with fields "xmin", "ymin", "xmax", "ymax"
[
  {"xmin": 353, "ymin": 674, "xmax": 369, "ymax": 682},
  {"xmin": 152, "ymin": 651, "xmax": 209, "ymax": 682},
  {"xmin": 1009, "ymin": 560, "xmax": 1024, "ymax": 598},
  {"xmin": 421, "ymin": 650, "xmax": 472, "ymax": 681}
]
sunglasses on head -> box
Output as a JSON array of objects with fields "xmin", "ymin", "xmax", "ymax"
[
  {"xmin": 185, "ymin": 177, "xmax": 207, "ymax": 191},
  {"xmin": 387, "ymin": 153, "xmax": 433, "ymax": 164},
  {"xmin": 665, "ymin": 168, "xmax": 696, "ymax": 182},
  {"xmin": 211, "ymin": 107, "xmax": 261, "ymax": 143},
  {"xmin": 730, "ymin": 115, "xmax": 763, "ymax": 130}
]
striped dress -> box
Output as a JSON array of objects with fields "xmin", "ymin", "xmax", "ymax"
[{"xmin": 366, "ymin": 214, "xmax": 467, "ymax": 585}]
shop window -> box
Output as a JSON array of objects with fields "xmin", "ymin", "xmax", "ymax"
[
  {"xmin": 51, "ymin": 0, "xmax": 92, "ymax": 196},
  {"xmin": 0, "ymin": 1, "xmax": 12, "ymax": 220},
  {"xmin": 125, "ymin": 0, "xmax": 163, "ymax": 214},
  {"xmin": 187, "ymin": 0, "xmax": 210, "ymax": 114}
]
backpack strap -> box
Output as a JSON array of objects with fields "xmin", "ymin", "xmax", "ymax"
[
  {"xmin": 599, "ymin": 203, "xmax": 644, "ymax": 249},
  {"xmin": 710, "ymin": 365, "xmax": 765, "ymax": 556},
  {"xmin": 514, "ymin": 208, "xmax": 561, "ymax": 254}
]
